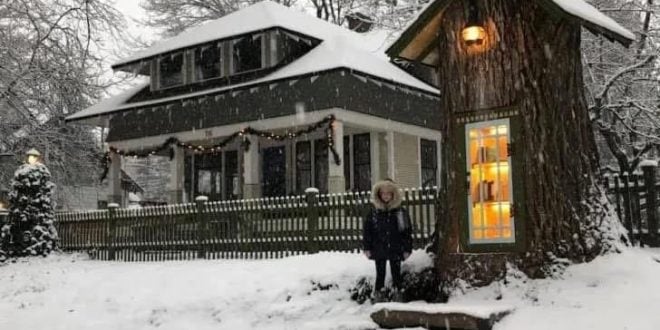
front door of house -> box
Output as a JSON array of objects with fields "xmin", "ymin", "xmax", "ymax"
[{"xmin": 262, "ymin": 146, "xmax": 286, "ymax": 197}]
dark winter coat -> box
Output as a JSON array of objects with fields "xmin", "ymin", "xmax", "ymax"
[{"xmin": 363, "ymin": 180, "xmax": 413, "ymax": 261}]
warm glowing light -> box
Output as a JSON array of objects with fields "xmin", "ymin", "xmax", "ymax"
[
  {"xmin": 0, "ymin": 202, "xmax": 5, "ymax": 210},
  {"xmin": 27, "ymin": 155, "xmax": 39, "ymax": 165},
  {"xmin": 462, "ymin": 25, "xmax": 486, "ymax": 45},
  {"xmin": 25, "ymin": 149, "xmax": 41, "ymax": 165}
]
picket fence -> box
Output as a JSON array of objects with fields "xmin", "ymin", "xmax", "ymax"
[
  {"xmin": 603, "ymin": 164, "xmax": 660, "ymax": 247},
  {"xmin": 52, "ymin": 187, "xmax": 439, "ymax": 261}
]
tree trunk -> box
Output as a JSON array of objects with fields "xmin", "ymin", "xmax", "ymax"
[{"xmin": 436, "ymin": 0, "xmax": 621, "ymax": 288}]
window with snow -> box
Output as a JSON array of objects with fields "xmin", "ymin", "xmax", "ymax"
[
  {"xmin": 159, "ymin": 52, "xmax": 184, "ymax": 89},
  {"xmin": 232, "ymin": 34, "xmax": 263, "ymax": 73},
  {"xmin": 420, "ymin": 139, "xmax": 438, "ymax": 187},
  {"xmin": 194, "ymin": 44, "xmax": 222, "ymax": 81},
  {"xmin": 295, "ymin": 140, "xmax": 330, "ymax": 194}
]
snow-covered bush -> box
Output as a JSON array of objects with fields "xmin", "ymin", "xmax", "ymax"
[{"xmin": 0, "ymin": 163, "xmax": 58, "ymax": 261}]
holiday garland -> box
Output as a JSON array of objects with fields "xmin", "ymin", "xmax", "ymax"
[{"xmin": 100, "ymin": 115, "xmax": 340, "ymax": 182}]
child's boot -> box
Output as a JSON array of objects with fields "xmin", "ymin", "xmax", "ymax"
[{"xmin": 372, "ymin": 289, "xmax": 387, "ymax": 303}]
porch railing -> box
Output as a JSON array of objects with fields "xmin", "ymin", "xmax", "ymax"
[{"xmin": 54, "ymin": 187, "xmax": 439, "ymax": 261}]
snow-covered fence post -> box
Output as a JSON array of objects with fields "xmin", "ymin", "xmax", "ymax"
[
  {"xmin": 107, "ymin": 203, "xmax": 119, "ymax": 261},
  {"xmin": 305, "ymin": 188, "xmax": 319, "ymax": 254},
  {"xmin": 641, "ymin": 161, "xmax": 659, "ymax": 246},
  {"xmin": 196, "ymin": 196, "xmax": 209, "ymax": 259},
  {"xmin": 621, "ymin": 172, "xmax": 635, "ymax": 244}
]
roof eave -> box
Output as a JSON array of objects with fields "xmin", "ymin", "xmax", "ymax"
[
  {"xmin": 386, "ymin": 0, "xmax": 450, "ymax": 59},
  {"xmin": 64, "ymin": 67, "xmax": 439, "ymax": 124}
]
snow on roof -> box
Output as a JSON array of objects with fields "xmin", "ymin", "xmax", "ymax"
[
  {"xmin": 552, "ymin": 0, "xmax": 635, "ymax": 42},
  {"xmin": 66, "ymin": 82, "xmax": 149, "ymax": 122},
  {"xmin": 114, "ymin": 0, "xmax": 361, "ymax": 67},
  {"xmin": 67, "ymin": 2, "xmax": 438, "ymax": 123},
  {"xmin": 388, "ymin": 0, "xmax": 635, "ymax": 56},
  {"xmin": 265, "ymin": 35, "xmax": 438, "ymax": 93},
  {"xmin": 67, "ymin": 41, "xmax": 438, "ymax": 123}
]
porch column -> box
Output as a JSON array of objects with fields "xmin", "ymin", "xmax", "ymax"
[
  {"xmin": 328, "ymin": 120, "xmax": 345, "ymax": 193},
  {"xmin": 168, "ymin": 146, "xmax": 185, "ymax": 204},
  {"xmin": 386, "ymin": 131, "xmax": 396, "ymax": 180},
  {"xmin": 107, "ymin": 152, "xmax": 123, "ymax": 206},
  {"xmin": 243, "ymin": 135, "xmax": 261, "ymax": 198}
]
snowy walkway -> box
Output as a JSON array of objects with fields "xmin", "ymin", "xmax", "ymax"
[{"xmin": 1, "ymin": 249, "xmax": 660, "ymax": 330}]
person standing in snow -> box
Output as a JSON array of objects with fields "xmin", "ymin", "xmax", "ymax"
[{"xmin": 362, "ymin": 179, "xmax": 413, "ymax": 303}]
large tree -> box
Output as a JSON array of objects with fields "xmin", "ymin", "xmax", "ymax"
[
  {"xmin": 428, "ymin": 0, "xmax": 627, "ymax": 287},
  {"xmin": 0, "ymin": 0, "xmax": 129, "ymax": 201}
]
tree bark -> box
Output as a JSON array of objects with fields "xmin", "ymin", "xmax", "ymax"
[{"xmin": 436, "ymin": 0, "xmax": 620, "ymax": 288}]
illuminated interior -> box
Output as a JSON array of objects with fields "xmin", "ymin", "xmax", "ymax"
[{"xmin": 467, "ymin": 121, "xmax": 514, "ymax": 243}]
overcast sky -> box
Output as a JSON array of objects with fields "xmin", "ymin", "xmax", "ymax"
[{"xmin": 113, "ymin": 0, "xmax": 157, "ymax": 40}]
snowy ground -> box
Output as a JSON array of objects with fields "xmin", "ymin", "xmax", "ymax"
[{"xmin": 1, "ymin": 248, "xmax": 659, "ymax": 330}]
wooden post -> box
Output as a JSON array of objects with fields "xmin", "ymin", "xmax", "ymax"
[
  {"xmin": 622, "ymin": 172, "xmax": 635, "ymax": 245},
  {"xmin": 641, "ymin": 162, "xmax": 658, "ymax": 247},
  {"xmin": 108, "ymin": 203, "xmax": 119, "ymax": 261},
  {"xmin": 306, "ymin": 188, "xmax": 319, "ymax": 254},
  {"xmin": 196, "ymin": 196, "xmax": 209, "ymax": 259}
]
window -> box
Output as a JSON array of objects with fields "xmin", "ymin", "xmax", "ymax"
[
  {"xmin": 185, "ymin": 151, "xmax": 237, "ymax": 201},
  {"xmin": 194, "ymin": 44, "xmax": 222, "ymax": 81},
  {"xmin": 296, "ymin": 141, "xmax": 312, "ymax": 194},
  {"xmin": 278, "ymin": 33, "xmax": 313, "ymax": 65},
  {"xmin": 295, "ymin": 140, "xmax": 329, "ymax": 194},
  {"xmin": 233, "ymin": 35, "xmax": 263, "ymax": 73},
  {"xmin": 314, "ymin": 139, "xmax": 329, "ymax": 194},
  {"xmin": 159, "ymin": 52, "xmax": 184, "ymax": 88},
  {"xmin": 224, "ymin": 151, "xmax": 239, "ymax": 199},
  {"xmin": 353, "ymin": 133, "xmax": 371, "ymax": 192},
  {"xmin": 262, "ymin": 146, "xmax": 286, "ymax": 197},
  {"xmin": 420, "ymin": 139, "xmax": 438, "ymax": 187},
  {"xmin": 343, "ymin": 136, "xmax": 351, "ymax": 191},
  {"xmin": 193, "ymin": 153, "xmax": 223, "ymax": 201},
  {"xmin": 466, "ymin": 119, "xmax": 514, "ymax": 244}
]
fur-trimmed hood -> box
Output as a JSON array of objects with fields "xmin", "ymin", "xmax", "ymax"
[{"xmin": 370, "ymin": 180, "xmax": 403, "ymax": 210}]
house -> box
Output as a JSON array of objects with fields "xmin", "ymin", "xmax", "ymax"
[{"xmin": 65, "ymin": 1, "xmax": 441, "ymax": 205}]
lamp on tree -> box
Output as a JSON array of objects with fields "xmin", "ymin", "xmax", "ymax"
[
  {"xmin": 25, "ymin": 149, "xmax": 42, "ymax": 165},
  {"xmin": 462, "ymin": 0, "xmax": 486, "ymax": 45}
]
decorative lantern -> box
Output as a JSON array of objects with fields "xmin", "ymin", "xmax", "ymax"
[
  {"xmin": 26, "ymin": 148, "xmax": 42, "ymax": 165},
  {"xmin": 462, "ymin": 0, "xmax": 486, "ymax": 45}
]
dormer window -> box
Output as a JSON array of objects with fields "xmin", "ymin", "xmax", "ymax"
[
  {"xmin": 159, "ymin": 52, "xmax": 184, "ymax": 88},
  {"xmin": 278, "ymin": 32, "xmax": 313, "ymax": 65},
  {"xmin": 233, "ymin": 34, "xmax": 263, "ymax": 73},
  {"xmin": 194, "ymin": 44, "xmax": 222, "ymax": 81}
]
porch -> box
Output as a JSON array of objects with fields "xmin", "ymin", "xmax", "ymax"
[{"xmin": 106, "ymin": 109, "xmax": 441, "ymax": 205}]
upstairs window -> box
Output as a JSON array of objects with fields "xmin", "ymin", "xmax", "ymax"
[
  {"xmin": 278, "ymin": 32, "xmax": 313, "ymax": 65},
  {"xmin": 194, "ymin": 44, "xmax": 222, "ymax": 81},
  {"xmin": 159, "ymin": 52, "xmax": 184, "ymax": 89},
  {"xmin": 233, "ymin": 34, "xmax": 263, "ymax": 73}
]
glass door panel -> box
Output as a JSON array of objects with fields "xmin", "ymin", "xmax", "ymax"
[{"xmin": 466, "ymin": 119, "xmax": 515, "ymax": 244}]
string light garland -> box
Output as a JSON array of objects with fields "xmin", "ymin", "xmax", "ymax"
[{"xmin": 100, "ymin": 115, "xmax": 340, "ymax": 182}]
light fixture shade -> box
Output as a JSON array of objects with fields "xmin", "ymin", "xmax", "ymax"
[
  {"xmin": 462, "ymin": 25, "xmax": 486, "ymax": 45},
  {"xmin": 25, "ymin": 148, "xmax": 41, "ymax": 165}
]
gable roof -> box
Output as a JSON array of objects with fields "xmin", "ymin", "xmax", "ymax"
[
  {"xmin": 67, "ymin": 1, "xmax": 438, "ymax": 124},
  {"xmin": 114, "ymin": 0, "xmax": 365, "ymax": 68},
  {"xmin": 387, "ymin": 0, "xmax": 635, "ymax": 64}
]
